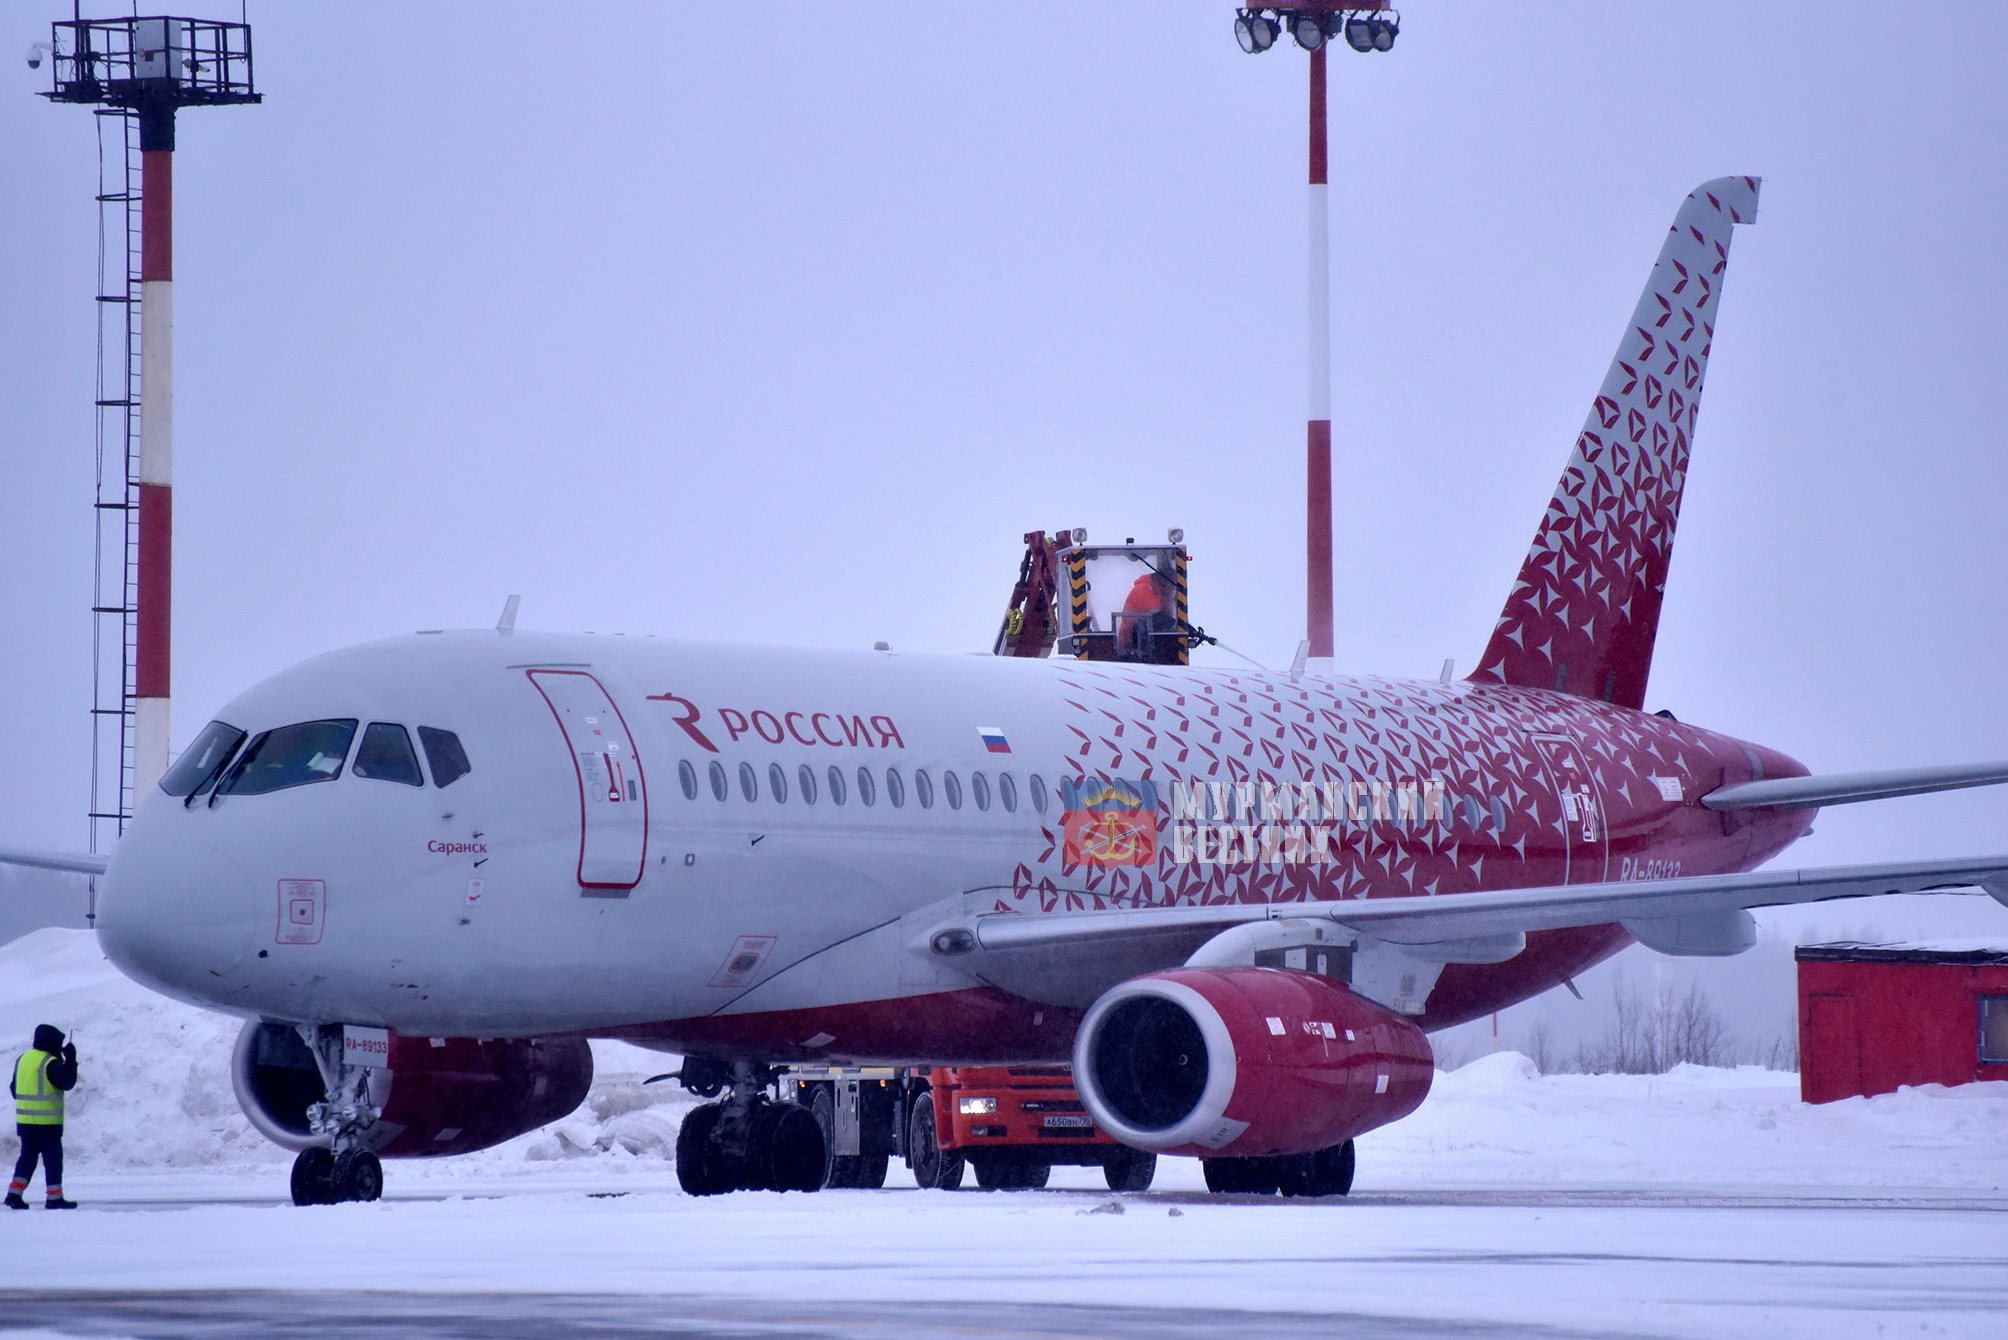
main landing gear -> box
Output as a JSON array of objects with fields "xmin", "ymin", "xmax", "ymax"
[
  {"xmin": 675, "ymin": 1061, "xmax": 826, "ymax": 1196},
  {"xmin": 290, "ymin": 1025, "xmax": 386, "ymax": 1207},
  {"xmin": 1202, "ymin": 1140, "xmax": 1355, "ymax": 1198}
]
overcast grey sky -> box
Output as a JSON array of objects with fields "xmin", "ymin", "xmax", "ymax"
[{"xmin": 5, "ymin": 2, "xmax": 2006, "ymax": 945}]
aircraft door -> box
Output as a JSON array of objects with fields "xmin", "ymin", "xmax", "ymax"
[
  {"xmin": 528, "ymin": 670, "xmax": 648, "ymax": 892},
  {"xmin": 1531, "ymin": 735, "xmax": 1607, "ymax": 883}
]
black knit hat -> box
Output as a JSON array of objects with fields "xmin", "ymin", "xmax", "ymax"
[{"xmin": 32, "ymin": 1024, "xmax": 64, "ymax": 1053}]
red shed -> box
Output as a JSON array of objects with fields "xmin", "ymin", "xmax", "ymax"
[{"xmin": 1796, "ymin": 942, "xmax": 2008, "ymax": 1104}]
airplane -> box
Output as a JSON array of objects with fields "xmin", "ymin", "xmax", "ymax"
[{"xmin": 7, "ymin": 176, "xmax": 2008, "ymax": 1206}]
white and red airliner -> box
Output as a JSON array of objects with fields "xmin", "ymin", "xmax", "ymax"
[{"xmin": 8, "ymin": 177, "xmax": 2008, "ymax": 1204}]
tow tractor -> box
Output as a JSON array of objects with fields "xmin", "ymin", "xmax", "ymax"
[{"xmin": 781, "ymin": 1064, "xmax": 1157, "ymax": 1192}]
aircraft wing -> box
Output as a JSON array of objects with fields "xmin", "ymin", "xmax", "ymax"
[
  {"xmin": 936, "ymin": 856, "xmax": 2008, "ymax": 1007},
  {"xmin": 1702, "ymin": 761, "xmax": 2008, "ymax": 811},
  {"xmin": 0, "ymin": 846, "xmax": 109, "ymax": 876}
]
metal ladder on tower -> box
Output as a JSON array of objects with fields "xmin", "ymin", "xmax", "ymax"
[{"xmin": 87, "ymin": 105, "xmax": 143, "ymax": 856}]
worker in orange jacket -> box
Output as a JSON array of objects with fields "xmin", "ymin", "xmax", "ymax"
[
  {"xmin": 8, "ymin": 1024, "xmax": 79, "ymax": 1210},
  {"xmin": 1116, "ymin": 570, "xmax": 1174, "ymax": 660}
]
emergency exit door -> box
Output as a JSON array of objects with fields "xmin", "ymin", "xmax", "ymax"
[
  {"xmin": 1532, "ymin": 735, "xmax": 1607, "ymax": 883},
  {"xmin": 528, "ymin": 670, "xmax": 649, "ymax": 892}
]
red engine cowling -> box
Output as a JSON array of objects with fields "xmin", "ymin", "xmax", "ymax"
[
  {"xmin": 1072, "ymin": 967, "xmax": 1433, "ymax": 1158},
  {"xmin": 232, "ymin": 1022, "xmax": 593, "ymax": 1158}
]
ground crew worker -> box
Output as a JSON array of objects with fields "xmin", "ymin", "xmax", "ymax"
[
  {"xmin": 8, "ymin": 1024, "xmax": 79, "ymax": 1210},
  {"xmin": 1116, "ymin": 570, "xmax": 1174, "ymax": 660}
]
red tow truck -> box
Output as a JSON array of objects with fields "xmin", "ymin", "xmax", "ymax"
[{"xmin": 781, "ymin": 1064, "xmax": 1156, "ymax": 1191}]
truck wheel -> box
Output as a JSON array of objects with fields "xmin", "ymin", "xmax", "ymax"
[
  {"xmin": 810, "ymin": 1088, "xmax": 862, "ymax": 1189},
  {"xmin": 1103, "ymin": 1147, "xmax": 1157, "ymax": 1192},
  {"xmin": 907, "ymin": 1091, "xmax": 965, "ymax": 1190},
  {"xmin": 854, "ymin": 1154, "xmax": 890, "ymax": 1189},
  {"xmin": 972, "ymin": 1153, "xmax": 1050, "ymax": 1190}
]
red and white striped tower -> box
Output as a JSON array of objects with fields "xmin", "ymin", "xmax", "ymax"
[
  {"xmin": 134, "ymin": 106, "xmax": 176, "ymax": 792},
  {"xmin": 47, "ymin": 17, "xmax": 259, "ymax": 809},
  {"xmin": 1304, "ymin": 41, "xmax": 1333, "ymax": 660}
]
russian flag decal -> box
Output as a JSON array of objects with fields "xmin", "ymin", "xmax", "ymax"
[{"xmin": 977, "ymin": 726, "xmax": 1011, "ymax": 754}]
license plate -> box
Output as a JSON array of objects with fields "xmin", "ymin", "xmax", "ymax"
[{"xmin": 1042, "ymin": 1113, "xmax": 1093, "ymax": 1129}]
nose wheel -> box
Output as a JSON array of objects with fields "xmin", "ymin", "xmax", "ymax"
[
  {"xmin": 289, "ymin": 1147, "xmax": 382, "ymax": 1206},
  {"xmin": 289, "ymin": 1024, "xmax": 389, "ymax": 1206}
]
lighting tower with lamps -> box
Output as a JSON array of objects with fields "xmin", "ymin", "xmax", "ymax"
[
  {"xmin": 1231, "ymin": 5, "xmax": 1398, "ymax": 662},
  {"xmin": 41, "ymin": 15, "xmax": 259, "ymax": 844}
]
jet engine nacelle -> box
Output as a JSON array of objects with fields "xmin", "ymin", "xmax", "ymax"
[
  {"xmin": 1072, "ymin": 966, "xmax": 1433, "ymax": 1158},
  {"xmin": 232, "ymin": 1021, "xmax": 593, "ymax": 1158}
]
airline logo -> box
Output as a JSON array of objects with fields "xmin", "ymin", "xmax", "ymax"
[
  {"xmin": 647, "ymin": 690, "xmax": 905, "ymax": 753},
  {"xmin": 1061, "ymin": 777, "xmax": 1157, "ymax": 867},
  {"xmin": 977, "ymin": 727, "xmax": 1011, "ymax": 754}
]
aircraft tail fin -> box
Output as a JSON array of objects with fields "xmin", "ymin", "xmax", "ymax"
[{"xmin": 1470, "ymin": 177, "xmax": 1760, "ymax": 707}]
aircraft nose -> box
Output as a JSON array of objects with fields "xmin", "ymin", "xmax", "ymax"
[{"xmin": 97, "ymin": 826, "xmax": 259, "ymax": 1005}]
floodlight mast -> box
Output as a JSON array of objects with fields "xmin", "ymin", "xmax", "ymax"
[
  {"xmin": 42, "ymin": 15, "xmax": 259, "ymax": 829},
  {"xmin": 1232, "ymin": 5, "xmax": 1397, "ymax": 661}
]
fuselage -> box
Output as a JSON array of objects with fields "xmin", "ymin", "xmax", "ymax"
[{"xmin": 97, "ymin": 629, "xmax": 1811, "ymax": 1063}]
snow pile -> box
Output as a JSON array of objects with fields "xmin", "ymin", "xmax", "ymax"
[
  {"xmin": 0, "ymin": 928, "xmax": 695, "ymax": 1178},
  {"xmin": 1361, "ymin": 1048, "xmax": 2008, "ymax": 1191},
  {"xmin": 0, "ymin": 929, "xmax": 279, "ymax": 1171}
]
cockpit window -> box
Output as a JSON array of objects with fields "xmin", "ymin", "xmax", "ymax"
[
  {"xmin": 159, "ymin": 720, "xmax": 247, "ymax": 798},
  {"xmin": 217, "ymin": 720, "xmax": 358, "ymax": 796},
  {"xmin": 417, "ymin": 727, "xmax": 471, "ymax": 789},
  {"xmin": 353, "ymin": 723, "xmax": 424, "ymax": 787}
]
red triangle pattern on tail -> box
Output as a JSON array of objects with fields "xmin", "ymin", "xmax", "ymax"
[{"xmin": 1470, "ymin": 177, "xmax": 1760, "ymax": 708}]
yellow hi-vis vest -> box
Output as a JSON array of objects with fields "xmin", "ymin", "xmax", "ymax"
[{"xmin": 13, "ymin": 1049, "xmax": 62, "ymax": 1126}]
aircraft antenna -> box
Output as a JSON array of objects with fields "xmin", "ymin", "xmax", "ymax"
[{"xmin": 41, "ymin": 14, "xmax": 260, "ymax": 850}]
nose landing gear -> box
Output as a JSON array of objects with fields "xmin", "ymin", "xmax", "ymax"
[
  {"xmin": 674, "ymin": 1060, "xmax": 826, "ymax": 1196},
  {"xmin": 289, "ymin": 1025, "xmax": 387, "ymax": 1207}
]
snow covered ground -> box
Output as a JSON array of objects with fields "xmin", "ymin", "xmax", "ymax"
[{"xmin": 3, "ymin": 929, "xmax": 2007, "ymax": 1337}]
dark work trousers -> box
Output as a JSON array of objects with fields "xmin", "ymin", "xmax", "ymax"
[{"xmin": 11, "ymin": 1124, "xmax": 63, "ymax": 1194}]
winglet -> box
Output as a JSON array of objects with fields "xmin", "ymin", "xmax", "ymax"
[{"xmin": 496, "ymin": 594, "xmax": 521, "ymax": 636}]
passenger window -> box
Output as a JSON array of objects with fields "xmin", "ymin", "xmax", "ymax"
[
  {"xmin": 798, "ymin": 764, "xmax": 818, "ymax": 805},
  {"xmin": 416, "ymin": 727, "xmax": 471, "ymax": 789},
  {"xmin": 885, "ymin": 768, "xmax": 905, "ymax": 808},
  {"xmin": 998, "ymin": 772, "xmax": 1018, "ymax": 813},
  {"xmin": 827, "ymin": 765, "xmax": 847, "ymax": 805},
  {"xmin": 709, "ymin": 760, "xmax": 729, "ymax": 801},
  {"xmin": 218, "ymin": 720, "xmax": 358, "ymax": 796},
  {"xmin": 159, "ymin": 720, "xmax": 245, "ymax": 798},
  {"xmin": 943, "ymin": 770, "xmax": 963, "ymax": 810},
  {"xmin": 915, "ymin": 769, "xmax": 935, "ymax": 809},
  {"xmin": 856, "ymin": 766, "xmax": 877, "ymax": 807},
  {"xmin": 738, "ymin": 762, "xmax": 759, "ymax": 802},
  {"xmin": 679, "ymin": 760, "xmax": 698, "ymax": 800},
  {"xmin": 971, "ymin": 771, "xmax": 992, "ymax": 812},
  {"xmin": 353, "ymin": 723, "xmax": 424, "ymax": 787},
  {"xmin": 1029, "ymin": 773, "xmax": 1049, "ymax": 815},
  {"xmin": 768, "ymin": 762, "xmax": 789, "ymax": 804}
]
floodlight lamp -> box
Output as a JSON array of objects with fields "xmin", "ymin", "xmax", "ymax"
[
  {"xmin": 1167, "ymin": 527, "xmax": 1185, "ymax": 545},
  {"xmin": 1234, "ymin": 11, "xmax": 1278, "ymax": 54},
  {"xmin": 1344, "ymin": 17, "xmax": 1375, "ymax": 52},
  {"xmin": 1373, "ymin": 17, "xmax": 1398, "ymax": 51},
  {"xmin": 1290, "ymin": 14, "xmax": 1326, "ymax": 50}
]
